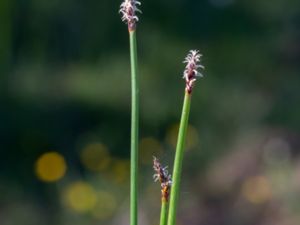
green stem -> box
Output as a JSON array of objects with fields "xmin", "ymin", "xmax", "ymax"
[
  {"xmin": 167, "ymin": 92, "xmax": 191, "ymax": 225},
  {"xmin": 129, "ymin": 30, "xmax": 139, "ymax": 225},
  {"xmin": 160, "ymin": 201, "xmax": 168, "ymax": 225}
]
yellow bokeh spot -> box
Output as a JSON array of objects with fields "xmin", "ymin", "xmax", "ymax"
[
  {"xmin": 139, "ymin": 137, "xmax": 163, "ymax": 164},
  {"xmin": 64, "ymin": 181, "xmax": 98, "ymax": 213},
  {"xmin": 80, "ymin": 143, "xmax": 111, "ymax": 172},
  {"xmin": 91, "ymin": 190, "xmax": 117, "ymax": 219},
  {"xmin": 242, "ymin": 176, "xmax": 272, "ymax": 204},
  {"xmin": 166, "ymin": 124, "xmax": 199, "ymax": 150},
  {"xmin": 110, "ymin": 158, "xmax": 130, "ymax": 183},
  {"xmin": 35, "ymin": 151, "xmax": 67, "ymax": 182}
]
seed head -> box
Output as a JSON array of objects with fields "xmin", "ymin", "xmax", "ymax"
[
  {"xmin": 153, "ymin": 156, "xmax": 172, "ymax": 202},
  {"xmin": 183, "ymin": 50, "xmax": 204, "ymax": 94},
  {"xmin": 119, "ymin": 0, "xmax": 141, "ymax": 31}
]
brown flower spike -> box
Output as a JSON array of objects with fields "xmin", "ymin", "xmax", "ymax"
[
  {"xmin": 183, "ymin": 50, "xmax": 204, "ymax": 94},
  {"xmin": 119, "ymin": 0, "xmax": 141, "ymax": 31},
  {"xmin": 153, "ymin": 156, "xmax": 172, "ymax": 202}
]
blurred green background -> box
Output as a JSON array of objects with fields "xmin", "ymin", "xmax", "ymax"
[{"xmin": 1, "ymin": 0, "xmax": 300, "ymax": 224}]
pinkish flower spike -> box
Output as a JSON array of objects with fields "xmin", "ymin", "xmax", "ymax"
[
  {"xmin": 183, "ymin": 50, "xmax": 204, "ymax": 94},
  {"xmin": 119, "ymin": 0, "xmax": 141, "ymax": 31}
]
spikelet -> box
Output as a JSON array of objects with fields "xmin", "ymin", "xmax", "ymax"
[
  {"xmin": 119, "ymin": 0, "xmax": 141, "ymax": 31},
  {"xmin": 183, "ymin": 50, "xmax": 204, "ymax": 94},
  {"xmin": 153, "ymin": 156, "xmax": 172, "ymax": 202}
]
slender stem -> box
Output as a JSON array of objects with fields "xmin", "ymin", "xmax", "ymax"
[
  {"xmin": 129, "ymin": 30, "xmax": 139, "ymax": 225},
  {"xmin": 159, "ymin": 200, "xmax": 168, "ymax": 225},
  {"xmin": 167, "ymin": 92, "xmax": 192, "ymax": 225},
  {"xmin": 160, "ymin": 200, "xmax": 168, "ymax": 225}
]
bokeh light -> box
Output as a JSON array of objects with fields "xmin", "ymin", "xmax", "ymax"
[
  {"xmin": 109, "ymin": 158, "xmax": 130, "ymax": 184},
  {"xmin": 242, "ymin": 176, "xmax": 272, "ymax": 204},
  {"xmin": 165, "ymin": 123, "xmax": 199, "ymax": 150},
  {"xmin": 35, "ymin": 151, "xmax": 67, "ymax": 182},
  {"xmin": 63, "ymin": 181, "xmax": 98, "ymax": 213},
  {"xmin": 91, "ymin": 190, "xmax": 118, "ymax": 220},
  {"xmin": 139, "ymin": 137, "xmax": 163, "ymax": 164},
  {"xmin": 80, "ymin": 142, "xmax": 111, "ymax": 172}
]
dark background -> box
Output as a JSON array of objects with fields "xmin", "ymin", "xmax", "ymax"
[{"xmin": 1, "ymin": 0, "xmax": 300, "ymax": 224}]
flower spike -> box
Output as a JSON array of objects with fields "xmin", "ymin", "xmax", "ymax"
[
  {"xmin": 119, "ymin": 0, "xmax": 141, "ymax": 31},
  {"xmin": 183, "ymin": 50, "xmax": 204, "ymax": 94},
  {"xmin": 153, "ymin": 156, "xmax": 172, "ymax": 202}
]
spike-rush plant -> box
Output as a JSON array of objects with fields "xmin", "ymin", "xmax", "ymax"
[
  {"xmin": 153, "ymin": 156, "xmax": 172, "ymax": 225},
  {"xmin": 119, "ymin": 1, "xmax": 141, "ymax": 225},
  {"xmin": 153, "ymin": 51, "xmax": 204, "ymax": 225},
  {"xmin": 119, "ymin": 1, "xmax": 204, "ymax": 225},
  {"xmin": 167, "ymin": 50, "xmax": 204, "ymax": 225}
]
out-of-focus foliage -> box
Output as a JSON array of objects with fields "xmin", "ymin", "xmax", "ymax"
[{"xmin": 0, "ymin": 0, "xmax": 300, "ymax": 224}]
